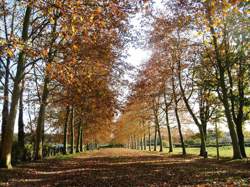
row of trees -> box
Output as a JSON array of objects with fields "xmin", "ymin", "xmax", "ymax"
[
  {"xmin": 0, "ymin": 0, "xmax": 148, "ymax": 169},
  {"xmin": 114, "ymin": 0, "xmax": 249, "ymax": 159}
]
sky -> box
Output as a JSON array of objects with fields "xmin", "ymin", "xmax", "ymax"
[{"xmin": 123, "ymin": 1, "xmax": 250, "ymax": 133}]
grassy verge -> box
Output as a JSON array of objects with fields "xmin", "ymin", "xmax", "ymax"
[
  {"xmin": 46, "ymin": 152, "xmax": 86, "ymax": 160},
  {"xmin": 143, "ymin": 146, "xmax": 250, "ymax": 159}
]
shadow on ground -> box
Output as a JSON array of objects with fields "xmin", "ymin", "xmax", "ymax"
[{"xmin": 0, "ymin": 148, "xmax": 249, "ymax": 186}]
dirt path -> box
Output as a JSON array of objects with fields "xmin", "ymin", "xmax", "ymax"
[{"xmin": 0, "ymin": 148, "xmax": 249, "ymax": 186}]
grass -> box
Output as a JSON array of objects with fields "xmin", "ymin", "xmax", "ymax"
[
  {"xmin": 46, "ymin": 151, "xmax": 85, "ymax": 160},
  {"xmin": 146, "ymin": 146, "xmax": 250, "ymax": 159},
  {"xmin": 171, "ymin": 146, "xmax": 250, "ymax": 158}
]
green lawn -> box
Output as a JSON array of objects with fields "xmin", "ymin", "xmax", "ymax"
[{"xmin": 146, "ymin": 146, "xmax": 250, "ymax": 159}]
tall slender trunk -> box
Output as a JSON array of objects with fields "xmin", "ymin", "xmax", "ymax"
[
  {"xmin": 143, "ymin": 134, "xmax": 146, "ymax": 150},
  {"xmin": 34, "ymin": 77, "xmax": 49, "ymax": 160},
  {"xmin": 140, "ymin": 138, "xmax": 143, "ymax": 150},
  {"xmin": 148, "ymin": 127, "xmax": 151, "ymax": 151},
  {"xmin": 1, "ymin": 58, "xmax": 10, "ymax": 153},
  {"xmin": 154, "ymin": 124, "xmax": 157, "ymax": 151},
  {"xmin": 0, "ymin": 6, "xmax": 32, "ymax": 169},
  {"xmin": 198, "ymin": 125, "xmax": 207, "ymax": 158},
  {"xmin": 215, "ymin": 123, "xmax": 220, "ymax": 160},
  {"xmin": 70, "ymin": 107, "xmax": 75, "ymax": 154},
  {"xmin": 166, "ymin": 115, "xmax": 173, "ymax": 153},
  {"xmin": 135, "ymin": 139, "xmax": 137, "ymax": 149},
  {"xmin": 76, "ymin": 122, "xmax": 81, "ymax": 153},
  {"xmin": 205, "ymin": 2, "xmax": 241, "ymax": 159},
  {"xmin": 157, "ymin": 124, "xmax": 163, "ymax": 152},
  {"xmin": 236, "ymin": 121, "xmax": 246, "ymax": 158},
  {"xmin": 234, "ymin": 61, "xmax": 246, "ymax": 158},
  {"xmin": 177, "ymin": 58, "xmax": 207, "ymax": 157},
  {"xmin": 171, "ymin": 71, "xmax": 186, "ymax": 156},
  {"xmin": 163, "ymin": 92, "xmax": 173, "ymax": 152},
  {"xmin": 172, "ymin": 78, "xmax": 186, "ymax": 155},
  {"xmin": 63, "ymin": 106, "xmax": 70, "ymax": 154},
  {"xmin": 80, "ymin": 127, "xmax": 83, "ymax": 152},
  {"xmin": 34, "ymin": 14, "xmax": 58, "ymax": 160},
  {"xmin": 18, "ymin": 80, "xmax": 25, "ymax": 161},
  {"xmin": 167, "ymin": 124, "xmax": 173, "ymax": 153},
  {"xmin": 131, "ymin": 136, "xmax": 134, "ymax": 149},
  {"xmin": 174, "ymin": 107, "xmax": 186, "ymax": 155}
]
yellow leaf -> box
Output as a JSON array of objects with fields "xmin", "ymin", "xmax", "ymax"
[{"xmin": 6, "ymin": 49, "xmax": 14, "ymax": 57}]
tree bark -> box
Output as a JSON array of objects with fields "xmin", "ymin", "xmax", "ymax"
[
  {"xmin": 163, "ymin": 92, "xmax": 173, "ymax": 153},
  {"xmin": 18, "ymin": 80, "xmax": 25, "ymax": 161},
  {"xmin": 154, "ymin": 124, "xmax": 157, "ymax": 151},
  {"xmin": 236, "ymin": 121, "xmax": 246, "ymax": 158},
  {"xmin": 215, "ymin": 123, "xmax": 220, "ymax": 160},
  {"xmin": 205, "ymin": 2, "xmax": 242, "ymax": 159},
  {"xmin": 177, "ymin": 57, "xmax": 207, "ymax": 157},
  {"xmin": 1, "ymin": 58, "xmax": 10, "ymax": 155},
  {"xmin": 174, "ymin": 107, "xmax": 186, "ymax": 155},
  {"xmin": 157, "ymin": 123, "xmax": 163, "ymax": 152},
  {"xmin": 34, "ymin": 76, "xmax": 49, "ymax": 160},
  {"xmin": 148, "ymin": 128, "xmax": 151, "ymax": 151},
  {"xmin": 0, "ymin": 6, "xmax": 32, "ymax": 169},
  {"xmin": 143, "ymin": 134, "xmax": 146, "ymax": 150},
  {"xmin": 198, "ymin": 125, "xmax": 207, "ymax": 158},
  {"xmin": 171, "ymin": 70, "xmax": 186, "ymax": 156},
  {"xmin": 63, "ymin": 106, "xmax": 70, "ymax": 154},
  {"xmin": 165, "ymin": 107, "xmax": 173, "ymax": 153},
  {"xmin": 137, "ymin": 139, "xmax": 140, "ymax": 150},
  {"xmin": 80, "ymin": 127, "xmax": 83, "ymax": 152},
  {"xmin": 76, "ymin": 122, "xmax": 81, "ymax": 153},
  {"xmin": 140, "ymin": 138, "xmax": 143, "ymax": 150},
  {"xmin": 70, "ymin": 107, "xmax": 75, "ymax": 154}
]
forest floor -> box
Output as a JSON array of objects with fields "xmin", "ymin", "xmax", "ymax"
[{"xmin": 0, "ymin": 148, "xmax": 249, "ymax": 187}]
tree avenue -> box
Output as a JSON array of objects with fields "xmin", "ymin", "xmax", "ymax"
[
  {"xmin": 0, "ymin": 0, "xmax": 147, "ymax": 169},
  {"xmin": 114, "ymin": 0, "xmax": 249, "ymax": 160},
  {"xmin": 0, "ymin": 0, "xmax": 249, "ymax": 175}
]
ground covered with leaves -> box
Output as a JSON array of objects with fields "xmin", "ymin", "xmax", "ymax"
[{"xmin": 0, "ymin": 148, "xmax": 249, "ymax": 186}]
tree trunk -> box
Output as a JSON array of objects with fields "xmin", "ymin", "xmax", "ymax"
[
  {"xmin": 148, "ymin": 128, "xmax": 151, "ymax": 151},
  {"xmin": 0, "ymin": 6, "xmax": 32, "ymax": 169},
  {"xmin": 130, "ymin": 136, "xmax": 132, "ymax": 149},
  {"xmin": 167, "ymin": 124, "xmax": 173, "ymax": 153},
  {"xmin": 163, "ymin": 92, "xmax": 173, "ymax": 153},
  {"xmin": 143, "ymin": 134, "xmax": 146, "ymax": 150},
  {"xmin": 134, "ymin": 135, "xmax": 136, "ymax": 149},
  {"xmin": 215, "ymin": 123, "xmax": 220, "ymax": 160},
  {"xmin": 34, "ymin": 77, "xmax": 49, "ymax": 160},
  {"xmin": 174, "ymin": 107, "xmax": 186, "ymax": 156},
  {"xmin": 198, "ymin": 125, "xmax": 208, "ymax": 158},
  {"xmin": 157, "ymin": 124, "xmax": 163, "ymax": 152},
  {"xmin": 1, "ymin": 58, "xmax": 10, "ymax": 155},
  {"xmin": 234, "ymin": 60, "xmax": 246, "ymax": 158},
  {"xmin": 140, "ymin": 138, "xmax": 143, "ymax": 150},
  {"xmin": 171, "ymin": 69, "xmax": 186, "ymax": 156},
  {"xmin": 18, "ymin": 80, "xmax": 25, "ymax": 161},
  {"xmin": 70, "ymin": 107, "xmax": 75, "ymax": 154},
  {"xmin": 236, "ymin": 121, "xmax": 246, "ymax": 158},
  {"xmin": 80, "ymin": 127, "xmax": 83, "ymax": 152},
  {"xmin": 205, "ymin": 3, "xmax": 242, "ymax": 159},
  {"xmin": 63, "ymin": 106, "xmax": 70, "ymax": 154},
  {"xmin": 154, "ymin": 124, "xmax": 157, "ymax": 151},
  {"xmin": 76, "ymin": 122, "xmax": 81, "ymax": 153}
]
